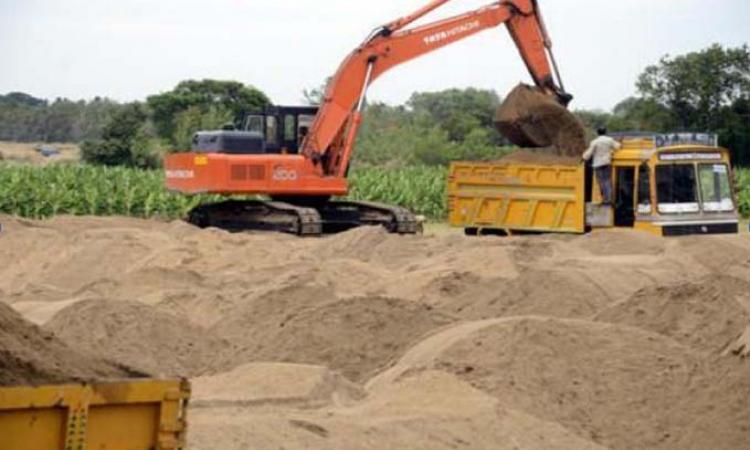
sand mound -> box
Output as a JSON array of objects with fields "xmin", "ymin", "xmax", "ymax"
[
  {"xmin": 386, "ymin": 316, "xmax": 745, "ymax": 450},
  {"xmin": 442, "ymin": 269, "xmax": 610, "ymax": 320},
  {"xmin": 215, "ymin": 294, "xmax": 454, "ymax": 381},
  {"xmin": 192, "ymin": 363, "xmax": 364, "ymax": 408},
  {"xmin": 312, "ymin": 226, "xmax": 393, "ymax": 261},
  {"xmin": 596, "ymin": 276, "xmax": 750, "ymax": 354},
  {"xmin": 45, "ymin": 299, "xmax": 228, "ymax": 377},
  {"xmin": 3, "ymin": 215, "xmax": 750, "ymax": 449},
  {"xmin": 190, "ymin": 368, "xmax": 606, "ymax": 450},
  {"xmin": 675, "ymin": 234, "xmax": 750, "ymax": 273},
  {"xmin": 496, "ymin": 84, "xmax": 587, "ymax": 156},
  {"xmin": 0, "ymin": 302, "xmax": 134, "ymax": 386},
  {"xmin": 572, "ymin": 229, "xmax": 667, "ymax": 256},
  {"xmin": 728, "ymin": 325, "xmax": 750, "ymax": 357}
]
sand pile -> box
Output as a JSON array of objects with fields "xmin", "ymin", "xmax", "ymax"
[
  {"xmin": 0, "ymin": 301, "xmax": 136, "ymax": 386},
  {"xmin": 191, "ymin": 362, "xmax": 365, "ymax": 409},
  {"xmin": 442, "ymin": 269, "xmax": 611, "ymax": 320},
  {"xmin": 214, "ymin": 291, "xmax": 455, "ymax": 381},
  {"xmin": 729, "ymin": 326, "xmax": 750, "ymax": 357},
  {"xmin": 572, "ymin": 229, "xmax": 667, "ymax": 256},
  {"xmin": 495, "ymin": 84, "xmax": 587, "ymax": 156},
  {"xmin": 45, "ymin": 299, "xmax": 228, "ymax": 377},
  {"xmin": 596, "ymin": 276, "xmax": 750, "ymax": 354},
  {"xmin": 1, "ymin": 216, "xmax": 749, "ymax": 449},
  {"xmin": 189, "ymin": 367, "xmax": 607, "ymax": 450},
  {"xmin": 383, "ymin": 316, "xmax": 745, "ymax": 450}
]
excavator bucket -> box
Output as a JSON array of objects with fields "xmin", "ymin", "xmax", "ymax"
[{"xmin": 495, "ymin": 84, "xmax": 587, "ymax": 157}]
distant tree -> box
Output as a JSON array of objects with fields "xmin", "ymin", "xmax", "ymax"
[
  {"xmin": 574, "ymin": 109, "xmax": 614, "ymax": 136},
  {"xmin": 74, "ymin": 97, "xmax": 123, "ymax": 141},
  {"xmin": 302, "ymin": 77, "xmax": 331, "ymax": 106},
  {"xmin": 611, "ymin": 97, "xmax": 676, "ymax": 132},
  {"xmin": 637, "ymin": 44, "xmax": 750, "ymax": 130},
  {"xmin": 81, "ymin": 103, "xmax": 161, "ymax": 168},
  {"xmin": 0, "ymin": 92, "xmax": 47, "ymax": 107},
  {"xmin": 636, "ymin": 44, "xmax": 750, "ymax": 164},
  {"xmin": 407, "ymin": 88, "xmax": 502, "ymax": 143},
  {"xmin": 0, "ymin": 92, "xmax": 124, "ymax": 143},
  {"xmin": 147, "ymin": 80, "xmax": 271, "ymax": 142},
  {"xmin": 172, "ymin": 105, "xmax": 234, "ymax": 151},
  {"xmin": 41, "ymin": 99, "xmax": 81, "ymax": 142},
  {"xmin": 354, "ymin": 91, "xmax": 512, "ymax": 168}
]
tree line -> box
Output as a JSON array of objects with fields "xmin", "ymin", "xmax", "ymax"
[
  {"xmin": 575, "ymin": 44, "xmax": 750, "ymax": 165},
  {"xmin": 0, "ymin": 93, "xmax": 121, "ymax": 143},
  {"xmin": 0, "ymin": 44, "xmax": 747, "ymax": 167}
]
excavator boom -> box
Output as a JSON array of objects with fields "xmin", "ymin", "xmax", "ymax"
[{"xmin": 303, "ymin": 0, "xmax": 572, "ymax": 176}]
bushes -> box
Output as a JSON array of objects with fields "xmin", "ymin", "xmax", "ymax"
[
  {"xmin": 355, "ymin": 98, "xmax": 513, "ymax": 168},
  {"xmin": 735, "ymin": 168, "xmax": 750, "ymax": 217},
  {"xmin": 81, "ymin": 104, "xmax": 164, "ymax": 169}
]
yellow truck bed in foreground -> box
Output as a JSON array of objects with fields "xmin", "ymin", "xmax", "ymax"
[
  {"xmin": 0, "ymin": 379, "xmax": 190, "ymax": 450},
  {"xmin": 448, "ymin": 161, "xmax": 586, "ymax": 234}
]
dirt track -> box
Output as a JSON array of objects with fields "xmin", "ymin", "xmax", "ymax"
[{"xmin": 1, "ymin": 214, "xmax": 749, "ymax": 449}]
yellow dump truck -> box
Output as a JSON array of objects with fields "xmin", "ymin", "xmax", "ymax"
[
  {"xmin": 0, "ymin": 379, "xmax": 190, "ymax": 450},
  {"xmin": 449, "ymin": 133, "xmax": 739, "ymax": 237}
]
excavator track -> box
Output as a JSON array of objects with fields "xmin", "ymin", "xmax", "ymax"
[
  {"xmin": 316, "ymin": 200, "xmax": 421, "ymax": 234},
  {"xmin": 188, "ymin": 200, "xmax": 322, "ymax": 236},
  {"xmin": 186, "ymin": 199, "xmax": 421, "ymax": 236}
]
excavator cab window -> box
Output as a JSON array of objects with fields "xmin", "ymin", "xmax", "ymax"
[
  {"xmin": 242, "ymin": 107, "xmax": 319, "ymax": 154},
  {"xmin": 282, "ymin": 114, "xmax": 297, "ymax": 152},
  {"xmin": 245, "ymin": 115, "xmax": 264, "ymax": 134},
  {"xmin": 265, "ymin": 116, "xmax": 279, "ymax": 147}
]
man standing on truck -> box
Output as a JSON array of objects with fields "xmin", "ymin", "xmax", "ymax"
[{"xmin": 583, "ymin": 127, "xmax": 621, "ymax": 205}]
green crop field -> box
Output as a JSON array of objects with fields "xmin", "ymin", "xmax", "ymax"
[
  {"xmin": 1, "ymin": 163, "xmax": 749, "ymax": 222},
  {"xmin": 0, "ymin": 164, "xmax": 449, "ymax": 221}
]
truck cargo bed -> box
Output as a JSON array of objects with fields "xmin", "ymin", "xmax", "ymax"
[
  {"xmin": 0, "ymin": 379, "xmax": 190, "ymax": 450},
  {"xmin": 448, "ymin": 161, "xmax": 586, "ymax": 234}
]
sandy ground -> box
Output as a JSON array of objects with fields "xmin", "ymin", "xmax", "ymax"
[
  {"xmin": 0, "ymin": 141, "xmax": 80, "ymax": 165},
  {"xmin": 1, "ymin": 214, "xmax": 749, "ymax": 449}
]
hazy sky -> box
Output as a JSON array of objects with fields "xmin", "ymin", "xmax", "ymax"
[{"xmin": 1, "ymin": 0, "xmax": 748, "ymax": 110}]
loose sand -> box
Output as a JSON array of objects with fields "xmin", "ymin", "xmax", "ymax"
[
  {"xmin": 1, "ymin": 214, "xmax": 748, "ymax": 449},
  {"xmin": 495, "ymin": 84, "xmax": 587, "ymax": 156},
  {"xmin": 0, "ymin": 301, "xmax": 138, "ymax": 386}
]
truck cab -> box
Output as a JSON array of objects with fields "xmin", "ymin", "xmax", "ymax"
[{"xmin": 598, "ymin": 133, "xmax": 738, "ymax": 236}]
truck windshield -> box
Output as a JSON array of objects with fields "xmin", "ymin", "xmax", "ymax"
[
  {"xmin": 656, "ymin": 164, "xmax": 699, "ymax": 214},
  {"xmin": 699, "ymin": 164, "xmax": 734, "ymax": 212}
]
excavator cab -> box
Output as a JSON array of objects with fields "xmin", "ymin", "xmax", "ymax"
[
  {"xmin": 190, "ymin": 106, "xmax": 318, "ymax": 155},
  {"xmin": 242, "ymin": 106, "xmax": 318, "ymax": 155}
]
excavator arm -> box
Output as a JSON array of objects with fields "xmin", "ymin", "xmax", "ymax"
[{"xmin": 302, "ymin": 0, "xmax": 571, "ymax": 177}]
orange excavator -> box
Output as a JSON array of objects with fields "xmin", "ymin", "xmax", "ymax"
[{"xmin": 165, "ymin": 0, "xmax": 573, "ymax": 235}]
